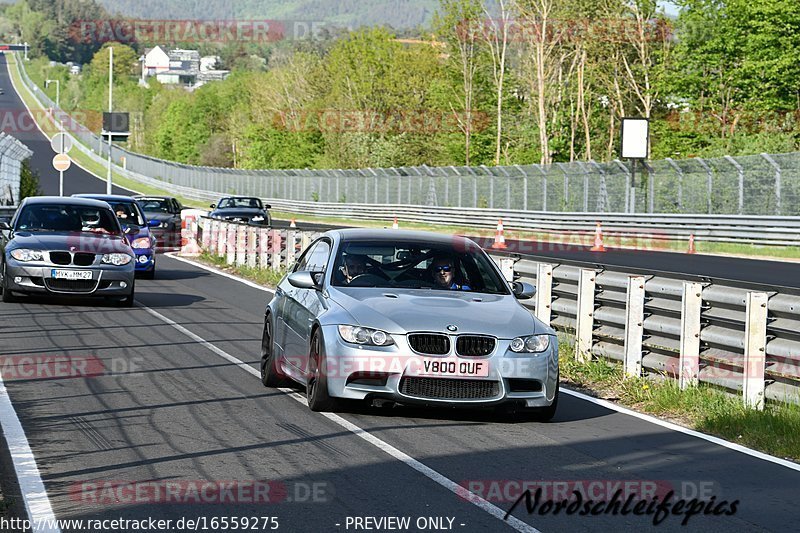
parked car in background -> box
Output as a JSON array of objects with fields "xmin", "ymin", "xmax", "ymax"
[
  {"xmin": 209, "ymin": 197, "xmax": 271, "ymax": 226},
  {"xmin": 73, "ymin": 194, "xmax": 158, "ymax": 279},
  {"xmin": 134, "ymin": 195, "xmax": 183, "ymax": 250},
  {"xmin": 0, "ymin": 197, "xmax": 135, "ymax": 306}
]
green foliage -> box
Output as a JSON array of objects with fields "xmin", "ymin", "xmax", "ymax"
[{"xmin": 19, "ymin": 159, "xmax": 41, "ymax": 201}]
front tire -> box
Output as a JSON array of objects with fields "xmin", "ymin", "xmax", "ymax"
[
  {"xmin": 306, "ymin": 330, "xmax": 341, "ymax": 412},
  {"xmin": 1, "ymin": 263, "xmax": 17, "ymax": 303},
  {"xmin": 116, "ymin": 281, "xmax": 135, "ymax": 307},
  {"xmin": 261, "ymin": 314, "xmax": 289, "ymax": 387},
  {"xmin": 141, "ymin": 264, "xmax": 156, "ymax": 280},
  {"xmin": 529, "ymin": 382, "xmax": 559, "ymax": 422}
]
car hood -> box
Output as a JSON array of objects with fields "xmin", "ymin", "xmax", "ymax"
[
  {"xmin": 143, "ymin": 213, "xmax": 175, "ymax": 222},
  {"xmin": 328, "ymin": 288, "xmax": 551, "ymax": 338},
  {"xmin": 9, "ymin": 231, "xmax": 132, "ymax": 254}
]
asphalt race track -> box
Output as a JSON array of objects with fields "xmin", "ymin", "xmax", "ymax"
[
  {"xmin": 0, "ymin": 254, "xmax": 798, "ymax": 533},
  {"xmin": 0, "ymin": 54, "xmax": 133, "ymax": 197},
  {"xmin": 2, "ymin": 52, "xmax": 800, "ymax": 533}
]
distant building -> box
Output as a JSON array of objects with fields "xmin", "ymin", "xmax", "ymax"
[{"xmin": 142, "ymin": 47, "xmax": 229, "ymax": 88}]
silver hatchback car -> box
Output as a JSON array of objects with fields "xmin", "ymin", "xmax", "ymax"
[
  {"xmin": 261, "ymin": 229, "xmax": 558, "ymax": 420},
  {"xmin": 0, "ymin": 197, "xmax": 136, "ymax": 306}
]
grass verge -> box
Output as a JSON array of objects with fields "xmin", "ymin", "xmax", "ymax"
[
  {"xmin": 558, "ymin": 335, "xmax": 800, "ymax": 461},
  {"xmin": 195, "ymin": 252, "xmax": 288, "ymax": 288}
]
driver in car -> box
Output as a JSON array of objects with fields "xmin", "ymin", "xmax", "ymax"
[
  {"xmin": 431, "ymin": 256, "xmax": 471, "ymax": 291},
  {"xmin": 340, "ymin": 254, "xmax": 368, "ymax": 284}
]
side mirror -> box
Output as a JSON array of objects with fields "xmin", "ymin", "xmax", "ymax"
[
  {"xmin": 210, "ymin": 204, "xmax": 216, "ymax": 209},
  {"xmin": 0, "ymin": 221, "xmax": 10, "ymax": 230},
  {"xmin": 512, "ymin": 281, "xmax": 536, "ymax": 300},
  {"xmin": 264, "ymin": 204, "xmax": 272, "ymax": 209},
  {"xmin": 287, "ymin": 271, "xmax": 322, "ymax": 290},
  {"xmin": 147, "ymin": 219, "xmax": 160, "ymax": 228}
]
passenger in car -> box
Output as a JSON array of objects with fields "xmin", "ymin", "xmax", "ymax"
[{"xmin": 430, "ymin": 256, "xmax": 471, "ymax": 291}]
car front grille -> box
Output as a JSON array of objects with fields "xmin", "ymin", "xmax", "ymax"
[
  {"xmin": 400, "ymin": 377, "xmax": 500, "ymax": 400},
  {"xmin": 49, "ymin": 252, "xmax": 71, "ymax": 265},
  {"xmin": 44, "ymin": 279, "xmax": 98, "ymax": 293},
  {"xmin": 456, "ymin": 335, "xmax": 496, "ymax": 356},
  {"xmin": 46, "ymin": 252, "xmax": 97, "ymax": 266},
  {"xmin": 73, "ymin": 253, "xmax": 96, "ymax": 266},
  {"xmin": 408, "ymin": 334, "xmax": 450, "ymax": 355}
]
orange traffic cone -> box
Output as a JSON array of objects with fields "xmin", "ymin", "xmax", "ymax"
[
  {"xmin": 491, "ymin": 219, "xmax": 507, "ymax": 249},
  {"xmin": 687, "ymin": 234, "xmax": 696, "ymax": 254},
  {"xmin": 392, "ymin": 217, "xmax": 399, "ymax": 230},
  {"xmin": 289, "ymin": 218, "xmax": 297, "ymax": 229},
  {"xmin": 590, "ymin": 222, "xmax": 606, "ymax": 252}
]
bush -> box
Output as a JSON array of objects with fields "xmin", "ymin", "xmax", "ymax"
[{"xmin": 19, "ymin": 159, "xmax": 42, "ymax": 202}]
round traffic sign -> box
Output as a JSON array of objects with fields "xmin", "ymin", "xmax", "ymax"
[
  {"xmin": 53, "ymin": 153, "xmax": 71, "ymax": 172},
  {"xmin": 50, "ymin": 132, "xmax": 73, "ymax": 154}
]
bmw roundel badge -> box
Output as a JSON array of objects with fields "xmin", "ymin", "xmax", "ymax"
[{"xmin": 446, "ymin": 325, "xmax": 458, "ymax": 332}]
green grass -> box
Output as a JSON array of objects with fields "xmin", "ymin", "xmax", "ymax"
[
  {"xmin": 559, "ymin": 336, "xmax": 800, "ymax": 461},
  {"xmin": 196, "ymin": 252, "xmax": 288, "ymax": 288}
]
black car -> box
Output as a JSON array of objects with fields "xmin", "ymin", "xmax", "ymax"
[
  {"xmin": 209, "ymin": 197, "xmax": 271, "ymax": 226},
  {"xmin": 133, "ymin": 196, "xmax": 183, "ymax": 250}
]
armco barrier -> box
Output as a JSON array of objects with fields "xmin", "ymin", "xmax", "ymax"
[{"xmin": 189, "ymin": 216, "xmax": 800, "ymax": 409}]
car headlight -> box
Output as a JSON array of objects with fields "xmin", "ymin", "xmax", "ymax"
[
  {"xmin": 510, "ymin": 334, "xmax": 550, "ymax": 353},
  {"xmin": 251, "ymin": 216, "xmax": 265, "ymax": 222},
  {"xmin": 10, "ymin": 249, "xmax": 44, "ymax": 262},
  {"xmin": 101, "ymin": 253, "xmax": 133, "ymax": 266},
  {"xmin": 338, "ymin": 325, "xmax": 394, "ymax": 346},
  {"xmin": 131, "ymin": 237, "xmax": 152, "ymax": 249}
]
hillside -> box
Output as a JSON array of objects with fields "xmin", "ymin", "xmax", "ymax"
[{"xmin": 96, "ymin": 0, "xmax": 439, "ymax": 29}]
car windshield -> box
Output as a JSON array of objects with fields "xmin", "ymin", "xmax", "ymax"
[
  {"xmin": 218, "ymin": 198, "xmax": 263, "ymax": 209},
  {"xmin": 139, "ymin": 199, "xmax": 171, "ymax": 212},
  {"xmin": 109, "ymin": 202, "xmax": 146, "ymax": 227},
  {"xmin": 330, "ymin": 240, "xmax": 510, "ymax": 294},
  {"xmin": 14, "ymin": 204, "xmax": 122, "ymax": 235}
]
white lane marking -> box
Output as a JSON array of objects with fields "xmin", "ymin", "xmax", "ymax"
[
  {"xmin": 561, "ymin": 388, "xmax": 800, "ymax": 472},
  {"xmin": 140, "ymin": 304, "xmax": 539, "ymax": 533},
  {"xmin": 172, "ymin": 252, "xmax": 800, "ymax": 473},
  {"xmin": 163, "ymin": 253, "xmax": 275, "ymax": 294},
  {"xmin": 5, "ymin": 56, "xmax": 143, "ymax": 195},
  {"xmin": 0, "ymin": 375, "xmax": 61, "ymax": 533}
]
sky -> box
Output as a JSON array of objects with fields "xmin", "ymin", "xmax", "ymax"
[{"xmin": 660, "ymin": 1, "xmax": 680, "ymax": 17}]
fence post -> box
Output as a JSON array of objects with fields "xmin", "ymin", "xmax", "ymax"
[
  {"xmin": 259, "ymin": 228, "xmax": 270, "ymax": 268},
  {"xmin": 286, "ymin": 230, "xmax": 297, "ymax": 267},
  {"xmin": 270, "ymin": 230, "xmax": 282, "ymax": 270},
  {"xmin": 236, "ymin": 225, "xmax": 246, "ymax": 267},
  {"xmin": 679, "ymin": 282, "xmax": 703, "ymax": 389},
  {"xmin": 226, "ymin": 224, "xmax": 236, "ymax": 265},
  {"xmin": 724, "ymin": 155, "xmax": 744, "ymax": 215},
  {"xmin": 696, "ymin": 158, "xmax": 713, "ymax": 214},
  {"xmin": 624, "ymin": 276, "xmax": 646, "ymax": 377},
  {"xmin": 534, "ymin": 263, "xmax": 554, "ymax": 326},
  {"xmin": 575, "ymin": 269, "xmax": 597, "ymax": 363},
  {"xmin": 217, "ymin": 222, "xmax": 227, "ymax": 257},
  {"xmin": 665, "ymin": 158, "xmax": 684, "ymax": 212},
  {"xmin": 515, "ymin": 165, "xmax": 528, "ymax": 211},
  {"xmin": 761, "ymin": 153, "xmax": 782, "ymax": 215},
  {"xmin": 743, "ymin": 292, "xmax": 768, "ymax": 410},
  {"xmin": 247, "ymin": 226, "xmax": 257, "ymax": 268},
  {"xmin": 301, "ymin": 232, "xmax": 312, "ymax": 253}
]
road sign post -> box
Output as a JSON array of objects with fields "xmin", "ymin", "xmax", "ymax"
[
  {"xmin": 51, "ymin": 125, "xmax": 72, "ymax": 196},
  {"xmin": 621, "ymin": 117, "xmax": 650, "ymax": 214}
]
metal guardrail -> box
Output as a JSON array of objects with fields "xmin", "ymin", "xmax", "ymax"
[{"xmin": 191, "ymin": 216, "xmax": 800, "ymax": 408}]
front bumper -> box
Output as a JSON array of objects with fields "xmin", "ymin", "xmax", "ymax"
[
  {"xmin": 6, "ymin": 261, "xmax": 135, "ymax": 297},
  {"xmin": 288, "ymin": 326, "xmax": 558, "ymax": 408},
  {"xmin": 132, "ymin": 249, "xmax": 155, "ymax": 272}
]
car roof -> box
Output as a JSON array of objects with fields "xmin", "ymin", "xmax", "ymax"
[
  {"xmin": 326, "ymin": 228, "xmax": 473, "ymax": 247},
  {"xmin": 21, "ymin": 196, "xmax": 114, "ymax": 209},
  {"xmin": 134, "ymin": 196, "xmax": 175, "ymax": 201},
  {"xmin": 73, "ymin": 194, "xmax": 138, "ymax": 203}
]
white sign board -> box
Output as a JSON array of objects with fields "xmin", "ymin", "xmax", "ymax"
[
  {"xmin": 50, "ymin": 132, "xmax": 73, "ymax": 154},
  {"xmin": 621, "ymin": 117, "xmax": 649, "ymax": 159}
]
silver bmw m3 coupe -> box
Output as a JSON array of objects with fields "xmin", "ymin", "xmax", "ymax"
[
  {"xmin": 0, "ymin": 197, "xmax": 136, "ymax": 306},
  {"xmin": 260, "ymin": 229, "xmax": 558, "ymax": 420}
]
